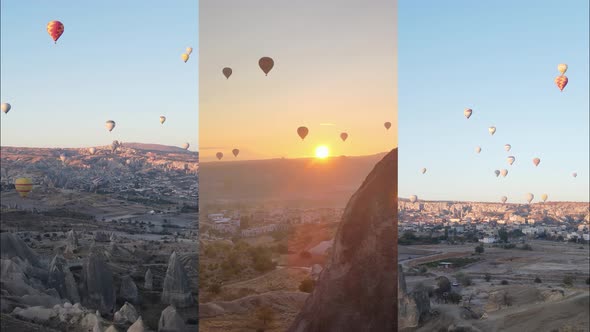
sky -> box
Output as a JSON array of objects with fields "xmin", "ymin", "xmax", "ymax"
[
  {"xmin": 0, "ymin": 1, "xmax": 199, "ymax": 150},
  {"xmin": 199, "ymin": 0, "xmax": 397, "ymax": 162},
  {"xmin": 398, "ymin": 0, "xmax": 589, "ymax": 203}
]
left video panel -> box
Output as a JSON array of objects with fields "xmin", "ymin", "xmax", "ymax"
[{"xmin": 0, "ymin": 2, "xmax": 199, "ymax": 331}]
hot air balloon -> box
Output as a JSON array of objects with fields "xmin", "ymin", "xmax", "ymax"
[
  {"xmin": 557, "ymin": 63, "xmax": 568, "ymax": 75},
  {"xmin": 88, "ymin": 147, "xmax": 96, "ymax": 155},
  {"xmin": 111, "ymin": 141, "xmax": 121, "ymax": 153},
  {"xmin": 15, "ymin": 178, "xmax": 33, "ymax": 198},
  {"xmin": 500, "ymin": 169, "xmax": 508, "ymax": 177},
  {"xmin": 232, "ymin": 149, "xmax": 240, "ymax": 157},
  {"xmin": 533, "ymin": 158, "xmax": 540, "ymax": 167},
  {"xmin": 464, "ymin": 108, "xmax": 472, "ymax": 119},
  {"xmin": 525, "ymin": 193, "xmax": 534, "ymax": 204},
  {"xmin": 340, "ymin": 132, "xmax": 348, "ymax": 142},
  {"xmin": 504, "ymin": 144, "xmax": 511, "ymax": 152},
  {"xmin": 507, "ymin": 156, "xmax": 516, "ymax": 166},
  {"xmin": 421, "ymin": 168, "xmax": 427, "ymax": 174},
  {"xmin": 297, "ymin": 126, "xmax": 309, "ymax": 140},
  {"xmin": 501, "ymin": 196, "xmax": 507, "ymax": 204},
  {"xmin": 181, "ymin": 53, "xmax": 189, "ymax": 63},
  {"xmin": 216, "ymin": 152, "xmax": 223, "ymax": 160},
  {"xmin": 475, "ymin": 146, "xmax": 482, "ymax": 154},
  {"xmin": 186, "ymin": 47, "xmax": 193, "ymax": 55},
  {"xmin": 222, "ymin": 67, "xmax": 232, "ymax": 79},
  {"xmin": 47, "ymin": 20, "xmax": 64, "ymax": 44},
  {"xmin": 105, "ymin": 120, "xmax": 116, "ymax": 132},
  {"xmin": 489, "ymin": 126, "xmax": 496, "ymax": 135},
  {"xmin": 409, "ymin": 195, "xmax": 418, "ymax": 203},
  {"xmin": 384, "ymin": 122, "xmax": 392, "ymax": 130},
  {"xmin": 541, "ymin": 193, "xmax": 548, "ymax": 202},
  {"xmin": 160, "ymin": 116, "xmax": 166, "ymax": 125},
  {"xmin": 572, "ymin": 172, "xmax": 578, "ymax": 178},
  {"xmin": 494, "ymin": 170, "xmax": 501, "ymax": 177},
  {"xmin": 1, "ymin": 103, "xmax": 10, "ymax": 114},
  {"xmin": 555, "ymin": 75, "xmax": 568, "ymax": 91},
  {"xmin": 182, "ymin": 142, "xmax": 190, "ymax": 150},
  {"xmin": 259, "ymin": 57, "xmax": 274, "ymax": 76},
  {"xmin": 59, "ymin": 154, "xmax": 67, "ymax": 163}
]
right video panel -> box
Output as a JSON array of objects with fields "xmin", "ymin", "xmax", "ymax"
[{"xmin": 398, "ymin": 1, "xmax": 589, "ymax": 331}]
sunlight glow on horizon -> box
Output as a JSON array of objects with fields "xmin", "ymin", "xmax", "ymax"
[{"xmin": 315, "ymin": 145, "xmax": 330, "ymax": 159}]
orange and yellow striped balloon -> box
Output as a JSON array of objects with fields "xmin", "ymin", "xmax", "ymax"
[
  {"xmin": 15, "ymin": 178, "xmax": 33, "ymax": 198},
  {"xmin": 47, "ymin": 20, "xmax": 64, "ymax": 44},
  {"xmin": 555, "ymin": 75, "xmax": 568, "ymax": 92}
]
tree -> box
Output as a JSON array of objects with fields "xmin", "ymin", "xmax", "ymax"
[
  {"xmin": 534, "ymin": 277, "xmax": 542, "ymax": 283},
  {"xmin": 563, "ymin": 275, "xmax": 575, "ymax": 287},
  {"xmin": 436, "ymin": 276, "xmax": 451, "ymax": 293},
  {"xmin": 455, "ymin": 272, "xmax": 472, "ymax": 286},
  {"xmin": 256, "ymin": 305, "xmax": 275, "ymax": 327},
  {"xmin": 475, "ymin": 245, "xmax": 484, "ymax": 254},
  {"xmin": 498, "ymin": 228, "xmax": 509, "ymax": 243}
]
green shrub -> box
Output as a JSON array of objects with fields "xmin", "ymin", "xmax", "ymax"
[
  {"xmin": 563, "ymin": 275, "xmax": 575, "ymax": 287},
  {"xmin": 534, "ymin": 277, "xmax": 542, "ymax": 283}
]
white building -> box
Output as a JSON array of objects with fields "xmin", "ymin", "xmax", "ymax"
[{"xmin": 480, "ymin": 237, "xmax": 497, "ymax": 244}]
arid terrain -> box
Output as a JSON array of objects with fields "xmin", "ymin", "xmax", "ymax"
[{"xmin": 1, "ymin": 144, "xmax": 199, "ymax": 332}]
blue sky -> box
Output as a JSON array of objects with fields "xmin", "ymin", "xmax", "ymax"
[
  {"xmin": 1, "ymin": 1, "xmax": 198, "ymax": 150},
  {"xmin": 398, "ymin": 0, "xmax": 589, "ymax": 203}
]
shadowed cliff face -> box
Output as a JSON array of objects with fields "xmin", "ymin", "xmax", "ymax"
[{"xmin": 288, "ymin": 149, "xmax": 398, "ymax": 332}]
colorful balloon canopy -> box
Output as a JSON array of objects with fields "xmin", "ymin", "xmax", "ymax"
[
  {"xmin": 15, "ymin": 178, "xmax": 33, "ymax": 198},
  {"xmin": 297, "ymin": 126, "xmax": 309, "ymax": 140},
  {"xmin": 222, "ymin": 67, "xmax": 232, "ymax": 79},
  {"xmin": 421, "ymin": 168, "xmax": 427, "ymax": 174},
  {"xmin": 504, "ymin": 144, "xmax": 511, "ymax": 152},
  {"xmin": 182, "ymin": 142, "xmax": 190, "ymax": 150},
  {"xmin": 384, "ymin": 122, "xmax": 392, "ymax": 130},
  {"xmin": 555, "ymin": 75, "xmax": 568, "ymax": 91},
  {"xmin": 340, "ymin": 132, "xmax": 348, "ymax": 142},
  {"xmin": 160, "ymin": 116, "xmax": 166, "ymax": 124},
  {"xmin": 533, "ymin": 158, "xmax": 541, "ymax": 167},
  {"xmin": 232, "ymin": 149, "xmax": 240, "ymax": 157},
  {"xmin": 500, "ymin": 169, "xmax": 508, "ymax": 177},
  {"xmin": 488, "ymin": 126, "xmax": 496, "ymax": 135},
  {"xmin": 409, "ymin": 195, "xmax": 418, "ymax": 203},
  {"xmin": 259, "ymin": 57, "xmax": 274, "ymax": 76},
  {"xmin": 216, "ymin": 152, "xmax": 223, "ymax": 160},
  {"xmin": 557, "ymin": 63, "xmax": 568, "ymax": 75},
  {"xmin": 47, "ymin": 20, "xmax": 64, "ymax": 44},
  {"xmin": 88, "ymin": 147, "xmax": 96, "ymax": 155},
  {"xmin": 1, "ymin": 103, "xmax": 11, "ymax": 114},
  {"xmin": 105, "ymin": 120, "xmax": 116, "ymax": 132},
  {"xmin": 186, "ymin": 47, "xmax": 193, "ymax": 55},
  {"xmin": 181, "ymin": 53, "xmax": 189, "ymax": 63},
  {"xmin": 59, "ymin": 154, "xmax": 67, "ymax": 163},
  {"xmin": 507, "ymin": 156, "xmax": 515, "ymax": 166},
  {"xmin": 464, "ymin": 108, "xmax": 472, "ymax": 119},
  {"xmin": 475, "ymin": 146, "xmax": 482, "ymax": 154}
]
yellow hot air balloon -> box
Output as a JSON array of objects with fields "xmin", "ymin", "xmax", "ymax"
[
  {"xmin": 15, "ymin": 178, "xmax": 33, "ymax": 198},
  {"xmin": 181, "ymin": 53, "xmax": 189, "ymax": 63},
  {"xmin": 557, "ymin": 63, "xmax": 567, "ymax": 75},
  {"xmin": 541, "ymin": 193, "xmax": 548, "ymax": 202},
  {"xmin": 160, "ymin": 116, "xmax": 166, "ymax": 125}
]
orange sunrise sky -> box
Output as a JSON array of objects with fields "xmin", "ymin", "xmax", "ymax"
[{"xmin": 199, "ymin": 0, "xmax": 397, "ymax": 162}]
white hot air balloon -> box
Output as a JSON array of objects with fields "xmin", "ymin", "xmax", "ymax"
[
  {"xmin": 501, "ymin": 196, "xmax": 507, "ymax": 204},
  {"xmin": 494, "ymin": 170, "xmax": 501, "ymax": 177},
  {"xmin": 504, "ymin": 144, "xmax": 511, "ymax": 152},
  {"xmin": 525, "ymin": 193, "xmax": 534, "ymax": 204},
  {"xmin": 88, "ymin": 147, "xmax": 96, "ymax": 155},
  {"xmin": 488, "ymin": 126, "xmax": 496, "ymax": 135},
  {"xmin": 572, "ymin": 172, "xmax": 578, "ymax": 178},
  {"xmin": 500, "ymin": 169, "xmax": 508, "ymax": 177},
  {"xmin": 182, "ymin": 142, "xmax": 190, "ymax": 150},
  {"xmin": 1, "ymin": 102, "xmax": 11, "ymax": 114},
  {"xmin": 464, "ymin": 108, "xmax": 472, "ymax": 119},
  {"xmin": 105, "ymin": 120, "xmax": 116, "ymax": 132},
  {"xmin": 186, "ymin": 47, "xmax": 193, "ymax": 55},
  {"xmin": 475, "ymin": 146, "xmax": 482, "ymax": 154},
  {"xmin": 507, "ymin": 156, "xmax": 516, "ymax": 166},
  {"xmin": 409, "ymin": 195, "xmax": 418, "ymax": 203},
  {"xmin": 159, "ymin": 116, "xmax": 166, "ymax": 124},
  {"xmin": 557, "ymin": 63, "xmax": 568, "ymax": 75},
  {"xmin": 421, "ymin": 168, "xmax": 427, "ymax": 174}
]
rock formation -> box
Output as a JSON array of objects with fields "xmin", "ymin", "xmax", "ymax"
[
  {"xmin": 94, "ymin": 231, "xmax": 110, "ymax": 243},
  {"xmin": 161, "ymin": 252, "xmax": 193, "ymax": 308},
  {"xmin": 144, "ymin": 268, "xmax": 153, "ymax": 290},
  {"xmin": 119, "ymin": 275, "xmax": 139, "ymax": 304},
  {"xmin": 48, "ymin": 255, "xmax": 80, "ymax": 303},
  {"xmin": 65, "ymin": 229, "xmax": 79, "ymax": 254},
  {"xmin": 104, "ymin": 325, "xmax": 118, "ymax": 332},
  {"xmin": 1, "ymin": 232, "xmax": 43, "ymax": 268},
  {"xmin": 158, "ymin": 305, "xmax": 186, "ymax": 332},
  {"xmin": 114, "ymin": 301, "xmax": 138, "ymax": 325},
  {"xmin": 127, "ymin": 316, "xmax": 146, "ymax": 332},
  {"xmin": 310, "ymin": 264, "xmax": 323, "ymax": 281},
  {"xmin": 287, "ymin": 149, "xmax": 398, "ymax": 332},
  {"xmin": 398, "ymin": 264, "xmax": 431, "ymax": 329},
  {"xmin": 82, "ymin": 251, "xmax": 116, "ymax": 314}
]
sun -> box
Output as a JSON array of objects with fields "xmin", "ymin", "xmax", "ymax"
[{"xmin": 315, "ymin": 145, "xmax": 330, "ymax": 159}]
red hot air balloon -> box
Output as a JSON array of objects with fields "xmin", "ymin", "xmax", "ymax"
[
  {"xmin": 259, "ymin": 57, "xmax": 274, "ymax": 76},
  {"xmin": 555, "ymin": 75, "xmax": 568, "ymax": 91},
  {"xmin": 223, "ymin": 67, "xmax": 232, "ymax": 79},
  {"xmin": 340, "ymin": 132, "xmax": 348, "ymax": 142},
  {"xmin": 216, "ymin": 152, "xmax": 223, "ymax": 160},
  {"xmin": 232, "ymin": 149, "xmax": 240, "ymax": 157},
  {"xmin": 533, "ymin": 158, "xmax": 541, "ymax": 167},
  {"xmin": 47, "ymin": 21, "xmax": 64, "ymax": 44},
  {"xmin": 297, "ymin": 126, "xmax": 309, "ymax": 140},
  {"xmin": 384, "ymin": 122, "xmax": 392, "ymax": 130}
]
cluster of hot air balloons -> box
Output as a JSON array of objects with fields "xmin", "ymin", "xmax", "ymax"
[
  {"xmin": 221, "ymin": 56, "xmax": 274, "ymax": 80},
  {"xmin": 182, "ymin": 47, "xmax": 193, "ymax": 63},
  {"xmin": 412, "ymin": 63, "xmax": 578, "ymax": 205}
]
